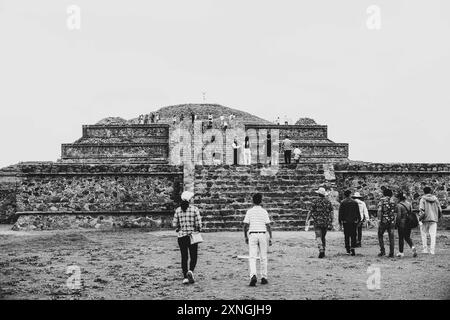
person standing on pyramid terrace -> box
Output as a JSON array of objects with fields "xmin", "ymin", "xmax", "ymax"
[
  {"xmin": 419, "ymin": 186, "xmax": 442, "ymax": 255},
  {"xmin": 207, "ymin": 114, "xmax": 213, "ymax": 128},
  {"xmin": 305, "ymin": 187, "xmax": 334, "ymax": 258},
  {"xmin": 172, "ymin": 191, "xmax": 202, "ymax": 285},
  {"xmin": 223, "ymin": 119, "xmax": 228, "ymax": 130},
  {"xmin": 282, "ymin": 135, "xmax": 293, "ymax": 164},
  {"xmin": 243, "ymin": 136, "xmax": 251, "ymax": 165},
  {"xmin": 232, "ymin": 138, "xmax": 241, "ymax": 165},
  {"xmin": 352, "ymin": 192, "xmax": 369, "ymax": 248},
  {"xmin": 395, "ymin": 191, "xmax": 417, "ymax": 258},
  {"xmin": 266, "ymin": 133, "xmax": 272, "ymax": 165},
  {"xmin": 243, "ymin": 193, "xmax": 273, "ymax": 287},
  {"xmin": 377, "ymin": 188, "xmax": 397, "ymax": 258},
  {"xmin": 339, "ymin": 190, "xmax": 361, "ymax": 256},
  {"xmin": 293, "ymin": 145, "xmax": 301, "ymax": 164}
]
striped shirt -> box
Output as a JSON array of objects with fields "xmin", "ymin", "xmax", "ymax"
[
  {"xmin": 243, "ymin": 206, "xmax": 271, "ymax": 232},
  {"xmin": 172, "ymin": 205, "xmax": 202, "ymax": 237}
]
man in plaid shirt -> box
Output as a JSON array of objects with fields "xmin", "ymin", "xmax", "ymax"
[
  {"xmin": 173, "ymin": 205, "xmax": 202, "ymax": 237},
  {"xmin": 172, "ymin": 191, "xmax": 202, "ymax": 284}
]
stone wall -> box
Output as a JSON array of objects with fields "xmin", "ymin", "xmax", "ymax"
[
  {"xmin": 0, "ymin": 167, "xmax": 20, "ymax": 223},
  {"xmin": 61, "ymin": 143, "xmax": 169, "ymax": 161},
  {"xmin": 333, "ymin": 162, "xmax": 450, "ymax": 229},
  {"xmin": 0, "ymin": 188, "xmax": 17, "ymax": 223},
  {"xmin": 12, "ymin": 163, "xmax": 183, "ymax": 230},
  {"xmin": 61, "ymin": 124, "xmax": 170, "ymax": 163}
]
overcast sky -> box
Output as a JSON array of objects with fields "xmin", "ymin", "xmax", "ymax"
[{"xmin": 0, "ymin": 0, "xmax": 449, "ymax": 167}]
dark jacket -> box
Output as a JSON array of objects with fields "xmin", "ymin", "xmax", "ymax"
[
  {"xmin": 338, "ymin": 198, "xmax": 361, "ymax": 224},
  {"xmin": 396, "ymin": 201, "xmax": 412, "ymax": 229}
]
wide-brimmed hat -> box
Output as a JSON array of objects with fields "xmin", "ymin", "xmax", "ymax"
[
  {"xmin": 352, "ymin": 192, "xmax": 363, "ymax": 199},
  {"xmin": 315, "ymin": 187, "xmax": 328, "ymax": 196},
  {"xmin": 181, "ymin": 191, "xmax": 194, "ymax": 201}
]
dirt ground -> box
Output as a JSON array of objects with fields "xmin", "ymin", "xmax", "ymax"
[{"xmin": 0, "ymin": 225, "xmax": 449, "ymax": 300}]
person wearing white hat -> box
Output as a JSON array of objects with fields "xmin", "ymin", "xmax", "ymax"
[
  {"xmin": 352, "ymin": 192, "xmax": 370, "ymax": 247},
  {"xmin": 173, "ymin": 191, "xmax": 202, "ymax": 285},
  {"xmin": 305, "ymin": 187, "xmax": 334, "ymax": 258}
]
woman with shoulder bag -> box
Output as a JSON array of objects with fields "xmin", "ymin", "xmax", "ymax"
[
  {"xmin": 172, "ymin": 191, "xmax": 203, "ymax": 284},
  {"xmin": 395, "ymin": 192, "xmax": 417, "ymax": 258}
]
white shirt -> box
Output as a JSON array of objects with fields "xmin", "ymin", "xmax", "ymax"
[
  {"xmin": 243, "ymin": 206, "xmax": 271, "ymax": 232},
  {"xmin": 355, "ymin": 199, "xmax": 370, "ymax": 221},
  {"xmin": 293, "ymin": 148, "xmax": 301, "ymax": 159}
]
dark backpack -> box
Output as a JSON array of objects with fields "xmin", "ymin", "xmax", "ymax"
[
  {"xmin": 380, "ymin": 198, "xmax": 396, "ymax": 225},
  {"xmin": 400, "ymin": 203, "xmax": 419, "ymax": 229}
]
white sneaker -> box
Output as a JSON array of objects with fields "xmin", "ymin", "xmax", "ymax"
[
  {"xmin": 187, "ymin": 270, "xmax": 195, "ymax": 284},
  {"xmin": 182, "ymin": 278, "xmax": 189, "ymax": 284},
  {"xmin": 396, "ymin": 252, "xmax": 404, "ymax": 258}
]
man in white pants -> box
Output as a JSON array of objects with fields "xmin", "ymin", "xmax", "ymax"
[
  {"xmin": 243, "ymin": 193, "xmax": 272, "ymax": 286},
  {"xmin": 419, "ymin": 187, "xmax": 442, "ymax": 255}
]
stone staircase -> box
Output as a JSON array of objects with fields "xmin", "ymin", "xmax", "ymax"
[{"xmin": 194, "ymin": 163, "xmax": 329, "ymax": 231}]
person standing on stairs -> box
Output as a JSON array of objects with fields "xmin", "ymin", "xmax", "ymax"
[
  {"xmin": 282, "ymin": 135, "xmax": 293, "ymax": 164},
  {"xmin": 293, "ymin": 145, "xmax": 301, "ymax": 164},
  {"xmin": 243, "ymin": 193, "xmax": 273, "ymax": 287},
  {"xmin": 266, "ymin": 133, "xmax": 272, "ymax": 165},
  {"xmin": 172, "ymin": 191, "xmax": 202, "ymax": 285},
  {"xmin": 305, "ymin": 187, "xmax": 334, "ymax": 258},
  {"xmin": 232, "ymin": 138, "xmax": 241, "ymax": 165},
  {"xmin": 243, "ymin": 136, "xmax": 251, "ymax": 165}
]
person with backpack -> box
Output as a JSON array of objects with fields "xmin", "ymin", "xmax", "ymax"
[
  {"xmin": 419, "ymin": 186, "xmax": 442, "ymax": 255},
  {"xmin": 338, "ymin": 190, "xmax": 361, "ymax": 256},
  {"xmin": 395, "ymin": 192, "xmax": 417, "ymax": 258},
  {"xmin": 172, "ymin": 191, "xmax": 202, "ymax": 285},
  {"xmin": 377, "ymin": 188, "xmax": 396, "ymax": 257}
]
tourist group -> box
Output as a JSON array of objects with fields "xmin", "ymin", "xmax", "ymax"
[{"xmin": 172, "ymin": 186, "xmax": 443, "ymax": 286}]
